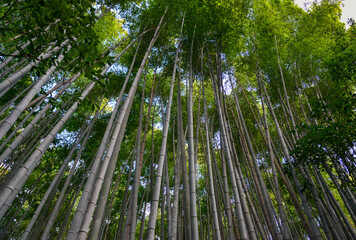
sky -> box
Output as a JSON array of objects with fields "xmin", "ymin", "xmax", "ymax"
[
  {"xmin": 338, "ymin": 0, "xmax": 356, "ymax": 24},
  {"xmin": 294, "ymin": 0, "xmax": 356, "ymax": 26}
]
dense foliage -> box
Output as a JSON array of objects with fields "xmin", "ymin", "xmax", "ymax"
[{"xmin": 0, "ymin": 0, "xmax": 355, "ymax": 239}]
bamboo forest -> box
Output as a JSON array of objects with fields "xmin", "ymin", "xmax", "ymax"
[{"xmin": 0, "ymin": 0, "xmax": 355, "ymax": 239}]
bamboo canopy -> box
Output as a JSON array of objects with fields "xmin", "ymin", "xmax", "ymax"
[{"xmin": 0, "ymin": 0, "xmax": 355, "ymax": 239}]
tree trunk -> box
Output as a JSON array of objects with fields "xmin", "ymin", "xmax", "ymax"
[{"xmin": 0, "ymin": 82, "xmax": 95, "ymax": 220}]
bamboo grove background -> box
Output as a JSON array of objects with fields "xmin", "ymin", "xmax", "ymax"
[{"xmin": 0, "ymin": 0, "xmax": 355, "ymax": 239}]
